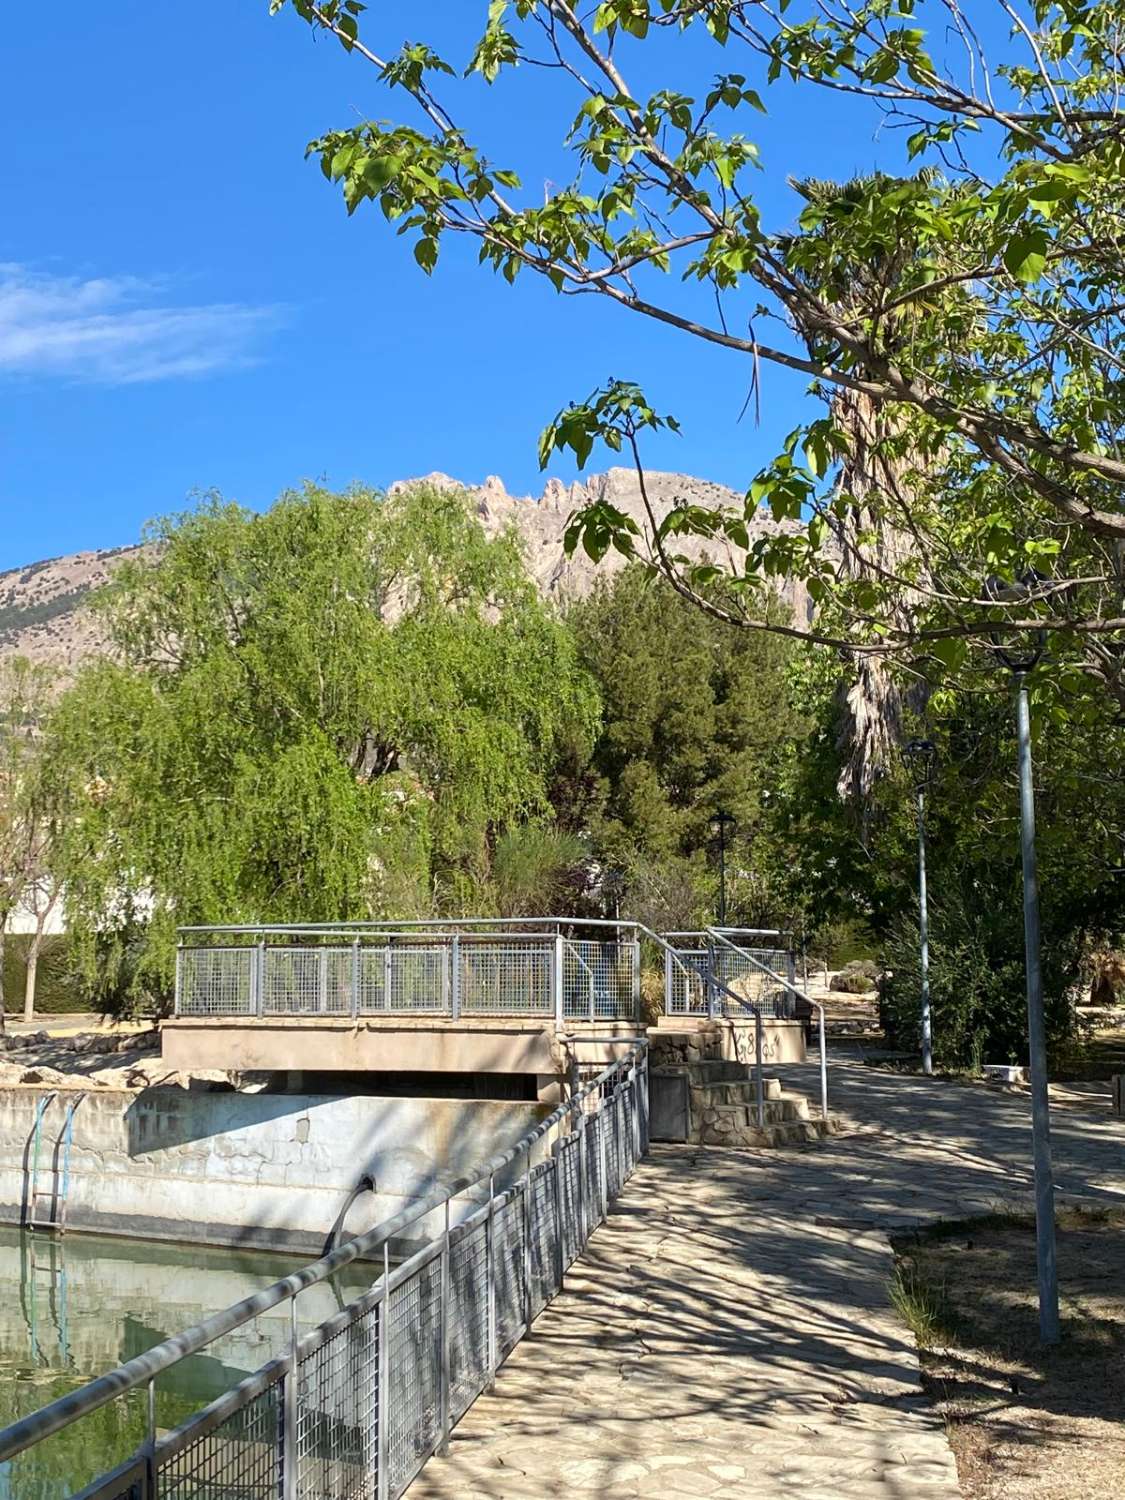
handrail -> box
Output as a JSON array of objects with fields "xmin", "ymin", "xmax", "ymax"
[
  {"xmin": 0, "ymin": 1041, "xmax": 647, "ymax": 1465},
  {"xmin": 705, "ymin": 927, "xmax": 829, "ymax": 1123},
  {"xmin": 702, "ymin": 969, "xmax": 767, "ymax": 1128},
  {"xmin": 630, "ymin": 920, "xmax": 709, "ymax": 1014},
  {"xmin": 178, "ymin": 917, "xmax": 642, "ymax": 935}
]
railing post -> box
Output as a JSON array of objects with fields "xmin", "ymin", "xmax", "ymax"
[
  {"xmin": 451, "ymin": 934, "xmax": 461, "ymax": 1021},
  {"xmin": 597, "ymin": 1101, "xmax": 609, "ymax": 1221},
  {"xmin": 383, "ymin": 941, "xmax": 393, "ymax": 1013},
  {"xmin": 143, "ymin": 1377, "xmax": 156, "ymax": 1500},
  {"xmin": 630, "ymin": 1064, "xmax": 641, "ymax": 1171},
  {"xmin": 664, "ymin": 948, "xmax": 673, "ymax": 1012},
  {"xmin": 282, "ymin": 1294, "xmax": 298, "ymax": 1500},
  {"xmin": 174, "ymin": 942, "xmax": 183, "ymax": 1018},
  {"xmin": 632, "ymin": 938, "xmax": 641, "ymax": 1025},
  {"xmin": 255, "ymin": 940, "xmax": 265, "ymax": 1018},
  {"xmin": 551, "ymin": 1133, "xmax": 564, "ymax": 1295},
  {"xmin": 485, "ymin": 1171, "xmax": 498, "ymax": 1390},
  {"xmin": 755, "ymin": 1010, "xmax": 766, "ymax": 1129},
  {"xmin": 521, "ymin": 1147, "xmax": 532, "ymax": 1335},
  {"xmin": 438, "ymin": 1200, "xmax": 451, "ymax": 1456},
  {"xmin": 376, "ymin": 1243, "xmax": 389, "ymax": 1500},
  {"xmin": 351, "ymin": 938, "xmax": 360, "ymax": 1020},
  {"xmin": 706, "ymin": 947, "xmax": 717, "ymax": 1021},
  {"xmin": 577, "ymin": 1109, "xmax": 589, "ymax": 1249},
  {"xmin": 553, "ymin": 935, "xmax": 564, "ymax": 1026},
  {"xmin": 317, "ymin": 947, "xmax": 329, "ymax": 1015},
  {"xmin": 818, "ymin": 1003, "xmax": 829, "ymax": 1122},
  {"xmin": 639, "ymin": 1048, "xmax": 650, "ymax": 1154}
]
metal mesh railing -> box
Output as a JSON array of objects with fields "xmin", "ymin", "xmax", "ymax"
[
  {"xmin": 666, "ymin": 939, "xmax": 797, "ymax": 1018},
  {"xmin": 175, "ymin": 924, "xmax": 641, "ymax": 1022},
  {"xmin": 2, "ymin": 1046, "xmax": 649, "ymax": 1500}
]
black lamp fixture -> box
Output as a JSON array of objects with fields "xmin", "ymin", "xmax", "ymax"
[
  {"xmin": 709, "ymin": 809, "xmax": 736, "ymax": 926},
  {"xmin": 984, "ymin": 572, "xmax": 1048, "ymax": 672},
  {"xmin": 902, "ymin": 737, "xmax": 938, "ymax": 793}
]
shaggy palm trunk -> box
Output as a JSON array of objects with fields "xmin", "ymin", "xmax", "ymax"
[{"xmin": 828, "ymin": 385, "xmax": 921, "ymax": 803}]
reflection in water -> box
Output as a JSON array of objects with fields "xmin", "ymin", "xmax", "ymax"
[{"xmin": 0, "ymin": 1226, "xmax": 377, "ymax": 1500}]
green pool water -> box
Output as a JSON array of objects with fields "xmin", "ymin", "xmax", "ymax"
[{"xmin": 0, "ymin": 1226, "xmax": 376, "ymax": 1500}]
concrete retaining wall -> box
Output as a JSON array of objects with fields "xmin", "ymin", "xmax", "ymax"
[{"xmin": 0, "ymin": 1085, "xmax": 547, "ymax": 1256}]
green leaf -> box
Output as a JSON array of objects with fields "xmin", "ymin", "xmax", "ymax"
[{"xmin": 1002, "ymin": 228, "xmax": 1049, "ymax": 284}]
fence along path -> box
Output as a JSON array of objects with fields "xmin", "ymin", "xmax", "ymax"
[{"xmin": 0, "ymin": 1046, "xmax": 649, "ymax": 1500}]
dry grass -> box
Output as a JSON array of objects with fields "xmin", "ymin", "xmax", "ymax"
[{"xmin": 892, "ymin": 1207, "xmax": 1125, "ymax": 1499}]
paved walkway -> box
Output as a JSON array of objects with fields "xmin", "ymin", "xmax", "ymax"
[{"xmin": 413, "ymin": 1059, "xmax": 1125, "ymax": 1499}]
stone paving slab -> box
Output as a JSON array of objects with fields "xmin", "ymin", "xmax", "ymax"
[{"xmin": 412, "ymin": 1060, "xmax": 1125, "ymax": 1499}]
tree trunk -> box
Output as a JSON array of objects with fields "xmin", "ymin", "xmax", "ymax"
[{"xmin": 24, "ymin": 918, "xmax": 45, "ymax": 1024}]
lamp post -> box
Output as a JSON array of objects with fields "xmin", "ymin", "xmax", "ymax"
[
  {"xmin": 903, "ymin": 738, "xmax": 937, "ymax": 1076},
  {"xmin": 709, "ymin": 810, "xmax": 736, "ymax": 927},
  {"xmin": 985, "ymin": 575, "xmax": 1059, "ymax": 1345}
]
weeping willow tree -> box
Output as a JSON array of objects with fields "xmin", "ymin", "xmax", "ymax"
[{"xmin": 45, "ymin": 482, "xmax": 599, "ymax": 1003}]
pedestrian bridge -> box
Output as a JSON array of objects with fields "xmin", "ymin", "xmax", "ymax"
[{"xmin": 163, "ymin": 919, "xmax": 810, "ymax": 1101}]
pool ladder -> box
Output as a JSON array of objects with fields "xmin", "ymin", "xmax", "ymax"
[{"xmin": 26, "ymin": 1091, "xmax": 86, "ymax": 1234}]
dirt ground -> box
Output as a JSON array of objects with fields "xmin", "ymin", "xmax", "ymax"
[{"xmin": 894, "ymin": 1209, "xmax": 1125, "ymax": 1500}]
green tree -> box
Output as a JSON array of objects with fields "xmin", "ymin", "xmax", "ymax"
[
  {"xmin": 0, "ymin": 657, "xmax": 60, "ymax": 1033},
  {"xmin": 568, "ymin": 566, "xmax": 809, "ymax": 928},
  {"xmin": 48, "ymin": 482, "xmax": 598, "ymax": 1002},
  {"xmin": 271, "ymin": 0, "xmax": 1125, "ymax": 703}
]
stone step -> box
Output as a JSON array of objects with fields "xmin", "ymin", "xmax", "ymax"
[
  {"xmin": 690, "ymin": 1081, "xmax": 807, "ymax": 1114},
  {"xmin": 696, "ymin": 1107, "xmax": 838, "ymax": 1149}
]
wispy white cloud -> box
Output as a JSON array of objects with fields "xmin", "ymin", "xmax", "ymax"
[{"xmin": 0, "ymin": 264, "xmax": 284, "ymax": 384}]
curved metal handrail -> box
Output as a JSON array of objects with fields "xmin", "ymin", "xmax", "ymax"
[{"xmin": 705, "ymin": 927, "xmax": 829, "ymax": 1122}]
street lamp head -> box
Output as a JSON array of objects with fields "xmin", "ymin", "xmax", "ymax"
[
  {"xmin": 709, "ymin": 808, "xmax": 736, "ymax": 838},
  {"xmin": 902, "ymin": 737, "xmax": 938, "ymax": 793},
  {"xmin": 983, "ymin": 573, "xmax": 1048, "ymax": 674}
]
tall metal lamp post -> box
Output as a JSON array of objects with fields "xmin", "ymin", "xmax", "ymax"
[
  {"xmin": 710, "ymin": 809, "xmax": 736, "ymax": 927},
  {"xmin": 986, "ymin": 575, "xmax": 1059, "ymax": 1345},
  {"xmin": 903, "ymin": 738, "xmax": 937, "ymax": 1076}
]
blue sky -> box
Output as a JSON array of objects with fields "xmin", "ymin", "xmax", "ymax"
[{"xmin": 2, "ymin": 1, "xmax": 916, "ymax": 568}]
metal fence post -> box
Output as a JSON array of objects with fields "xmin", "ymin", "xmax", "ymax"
[
  {"xmin": 521, "ymin": 1148, "xmax": 532, "ymax": 1335},
  {"xmin": 551, "ymin": 1135, "xmax": 564, "ymax": 1295},
  {"xmin": 630, "ymin": 1065, "xmax": 641, "ymax": 1171},
  {"xmin": 485, "ymin": 1171, "xmax": 498, "ymax": 1390},
  {"xmin": 597, "ymin": 1104, "xmax": 609, "ymax": 1221},
  {"xmin": 577, "ymin": 1110, "xmax": 589, "ymax": 1249},
  {"xmin": 639, "ymin": 1050, "xmax": 650, "ymax": 1153},
  {"xmin": 754, "ymin": 1010, "xmax": 766, "ymax": 1128},
  {"xmin": 255, "ymin": 940, "xmax": 265, "ymax": 1018},
  {"xmin": 553, "ymin": 935, "xmax": 564, "ymax": 1026},
  {"xmin": 351, "ymin": 938, "xmax": 360, "ymax": 1020},
  {"xmin": 438, "ymin": 1201, "xmax": 451, "ymax": 1456},
  {"xmin": 376, "ymin": 1244, "xmax": 389, "ymax": 1500},
  {"xmin": 632, "ymin": 938, "xmax": 641, "ymax": 1024},
  {"xmin": 174, "ymin": 942, "xmax": 183, "ymax": 1018},
  {"xmin": 143, "ymin": 1377, "xmax": 156, "ymax": 1500},
  {"xmin": 451, "ymin": 934, "xmax": 461, "ymax": 1021},
  {"xmin": 282, "ymin": 1294, "xmax": 298, "ymax": 1500},
  {"xmin": 663, "ymin": 948, "xmax": 673, "ymax": 1012},
  {"xmin": 318, "ymin": 947, "xmax": 329, "ymax": 1015}
]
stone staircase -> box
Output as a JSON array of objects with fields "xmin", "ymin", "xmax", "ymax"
[{"xmin": 684, "ymin": 1060, "xmax": 836, "ymax": 1147}]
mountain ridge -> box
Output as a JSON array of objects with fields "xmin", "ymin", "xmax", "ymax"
[{"xmin": 0, "ymin": 468, "xmax": 806, "ymax": 670}]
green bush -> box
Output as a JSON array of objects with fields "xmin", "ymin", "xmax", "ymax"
[
  {"xmin": 1, "ymin": 935, "xmax": 90, "ymax": 1016},
  {"xmin": 879, "ymin": 890, "xmax": 1075, "ymax": 1068}
]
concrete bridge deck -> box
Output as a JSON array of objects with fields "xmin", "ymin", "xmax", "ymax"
[{"xmin": 411, "ymin": 1059, "xmax": 1125, "ymax": 1499}]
